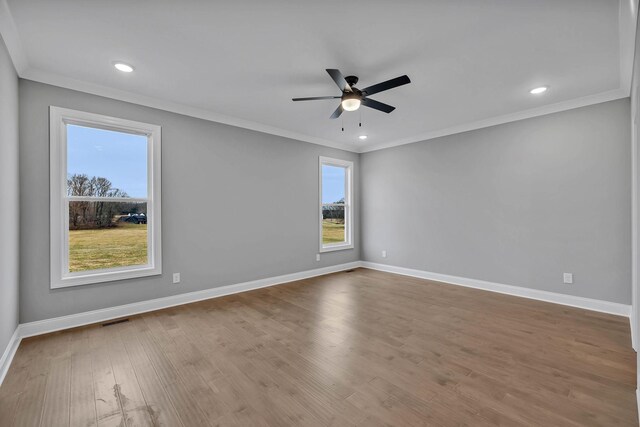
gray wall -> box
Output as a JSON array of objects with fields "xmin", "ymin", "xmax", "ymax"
[
  {"xmin": 19, "ymin": 80, "xmax": 360, "ymax": 323},
  {"xmin": 0, "ymin": 36, "xmax": 19, "ymax": 352},
  {"xmin": 630, "ymin": 12, "xmax": 640, "ymax": 393},
  {"xmin": 361, "ymin": 99, "xmax": 631, "ymax": 304},
  {"xmin": 15, "ymin": 79, "xmax": 633, "ymax": 322}
]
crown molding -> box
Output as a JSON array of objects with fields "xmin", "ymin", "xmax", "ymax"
[
  {"xmin": 21, "ymin": 68, "xmax": 358, "ymax": 152},
  {"xmin": 1, "ymin": 0, "xmax": 637, "ymax": 155},
  {"xmin": 619, "ymin": 0, "xmax": 639, "ymax": 96},
  {"xmin": 18, "ymin": 69, "xmax": 631, "ymax": 155},
  {"xmin": 357, "ymin": 88, "xmax": 629, "ymax": 153},
  {"xmin": 0, "ymin": 0, "xmax": 357, "ymax": 153},
  {"xmin": 0, "ymin": 0, "xmax": 27, "ymax": 73}
]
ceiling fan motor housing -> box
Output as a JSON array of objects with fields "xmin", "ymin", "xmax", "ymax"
[
  {"xmin": 342, "ymin": 91, "xmax": 361, "ymax": 102},
  {"xmin": 345, "ymin": 75, "xmax": 359, "ymax": 87}
]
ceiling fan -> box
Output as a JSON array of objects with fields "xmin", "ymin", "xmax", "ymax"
[{"xmin": 292, "ymin": 69, "xmax": 411, "ymax": 119}]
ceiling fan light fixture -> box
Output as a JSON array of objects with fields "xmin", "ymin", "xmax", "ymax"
[{"xmin": 341, "ymin": 97, "xmax": 361, "ymax": 111}]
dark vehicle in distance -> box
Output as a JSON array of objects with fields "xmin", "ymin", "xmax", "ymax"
[{"xmin": 120, "ymin": 213, "xmax": 147, "ymax": 224}]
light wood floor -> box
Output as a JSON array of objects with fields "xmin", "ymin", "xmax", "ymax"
[{"xmin": 0, "ymin": 268, "xmax": 637, "ymax": 426}]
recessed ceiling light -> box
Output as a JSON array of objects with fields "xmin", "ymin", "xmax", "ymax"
[
  {"xmin": 358, "ymin": 135, "xmax": 368, "ymax": 140},
  {"xmin": 529, "ymin": 86, "xmax": 548, "ymax": 94},
  {"xmin": 114, "ymin": 62, "xmax": 134, "ymax": 73}
]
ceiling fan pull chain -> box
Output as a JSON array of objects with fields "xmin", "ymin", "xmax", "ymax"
[{"xmin": 342, "ymin": 117, "xmax": 344, "ymax": 132}]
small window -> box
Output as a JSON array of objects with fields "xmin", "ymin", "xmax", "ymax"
[
  {"xmin": 50, "ymin": 107, "xmax": 162, "ymax": 288},
  {"xmin": 319, "ymin": 156, "xmax": 353, "ymax": 252}
]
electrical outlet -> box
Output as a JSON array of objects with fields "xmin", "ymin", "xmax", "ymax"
[
  {"xmin": 173, "ymin": 273, "xmax": 181, "ymax": 284},
  {"xmin": 382, "ymin": 250, "xmax": 387, "ymax": 258},
  {"xmin": 563, "ymin": 273, "xmax": 573, "ymax": 284},
  {"xmin": 316, "ymin": 254, "xmax": 321, "ymax": 262}
]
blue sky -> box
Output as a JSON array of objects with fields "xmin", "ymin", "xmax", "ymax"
[
  {"xmin": 67, "ymin": 124, "xmax": 345, "ymax": 203},
  {"xmin": 322, "ymin": 165, "xmax": 345, "ymax": 204},
  {"xmin": 67, "ymin": 124, "xmax": 148, "ymax": 198}
]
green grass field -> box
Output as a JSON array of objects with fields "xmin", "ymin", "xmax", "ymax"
[
  {"xmin": 69, "ymin": 223, "xmax": 148, "ymax": 272},
  {"xmin": 322, "ymin": 219, "xmax": 345, "ymax": 244},
  {"xmin": 69, "ymin": 220, "xmax": 341, "ymax": 272}
]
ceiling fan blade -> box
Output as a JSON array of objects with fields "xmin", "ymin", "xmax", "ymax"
[
  {"xmin": 361, "ymin": 75, "xmax": 411, "ymax": 96},
  {"xmin": 292, "ymin": 96, "xmax": 341, "ymax": 101},
  {"xmin": 362, "ymin": 98, "xmax": 395, "ymax": 114},
  {"xmin": 330, "ymin": 104, "xmax": 344, "ymax": 119},
  {"xmin": 326, "ymin": 69, "xmax": 352, "ymax": 92}
]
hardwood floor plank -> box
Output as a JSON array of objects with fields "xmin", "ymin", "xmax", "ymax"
[
  {"xmin": 1, "ymin": 268, "xmax": 636, "ymax": 426},
  {"xmin": 136, "ymin": 326, "xmax": 213, "ymax": 426},
  {"xmin": 119, "ymin": 320, "xmax": 185, "ymax": 427},
  {"xmin": 103, "ymin": 325, "xmax": 155, "ymax": 427},
  {"xmin": 69, "ymin": 332, "xmax": 97, "ymax": 427},
  {"xmin": 40, "ymin": 355, "xmax": 71, "ymax": 426},
  {"xmin": 88, "ymin": 327, "xmax": 125, "ymax": 427},
  {"xmin": 11, "ymin": 334, "xmax": 67, "ymax": 427}
]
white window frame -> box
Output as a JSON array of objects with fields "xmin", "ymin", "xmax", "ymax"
[
  {"xmin": 50, "ymin": 106, "xmax": 162, "ymax": 288},
  {"xmin": 319, "ymin": 156, "xmax": 354, "ymax": 252}
]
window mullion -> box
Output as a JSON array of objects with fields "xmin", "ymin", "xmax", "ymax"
[{"xmin": 66, "ymin": 196, "xmax": 149, "ymax": 203}]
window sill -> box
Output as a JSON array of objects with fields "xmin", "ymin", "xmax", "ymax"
[
  {"xmin": 51, "ymin": 265, "xmax": 162, "ymax": 289},
  {"xmin": 319, "ymin": 243, "xmax": 354, "ymax": 253}
]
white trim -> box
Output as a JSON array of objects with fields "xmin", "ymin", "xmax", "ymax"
[
  {"xmin": 319, "ymin": 156, "xmax": 354, "ymax": 253},
  {"xmin": 18, "ymin": 262, "xmax": 635, "ymax": 339},
  {"xmin": 632, "ymin": 83, "xmax": 638, "ymax": 351},
  {"xmin": 361, "ymin": 262, "xmax": 632, "ymax": 317},
  {"xmin": 1, "ymin": 262, "xmax": 358, "ymax": 385},
  {"xmin": 637, "ymin": 389, "xmax": 640, "ymax": 424},
  {"xmin": 0, "ymin": 327, "xmax": 21, "ymax": 386},
  {"xmin": 49, "ymin": 106, "xmax": 162, "ymax": 288},
  {"xmin": 19, "ymin": 261, "xmax": 361, "ymax": 339},
  {"xmin": 358, "ymin": 89, "xmax": 629, "ymax": 153},
  {"xmin": 320, "ymin": 244, "xmax": 355, "ymax": 253},
  {"xmin": 22, "ymin": 69, "xmax": 630, "ymax": 156},
  {"xmin": 619, "ymin": 0, "xmax": 639, "ymax": 96},
  {"xmin": 632, "ymin": 309, "xmax": 637, "ymax": 351},
  {"xmin": 3, "ymin": 260, "xmax": 635, "ymax": 386},
  {"xmin": 0, "ymin": 1, "xmax": 637, "ymax": 154},
  {"xmin": 0, "ymin": 0, "xmax": 27, "ymax": 73},
  {"xmin": 22, "ymin": 68, "xmax": 356, "ymax": 153},
  {"xmin": 629, "ymin": 0, "xmax": 640, "ymax": 357}
]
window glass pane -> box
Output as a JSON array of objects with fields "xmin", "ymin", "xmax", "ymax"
[
  {"xmin": 322, "ymin": 164, "xmax": 346, "ymax": 204},
  {"xmin": 67, "ymin": 124, "xmax": 148, "ymax": 198},
  {"xmin": 322, "ymin": 205, "xmax": 345, "ymax": 245},
  {"xmin": 68, "ymin": 201, "xmax": 148, "ymax": 272}
]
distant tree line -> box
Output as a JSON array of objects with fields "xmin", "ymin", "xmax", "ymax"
[{"xmin": 67, "ymin": 174, "xmax": 143, "ymax": 230}]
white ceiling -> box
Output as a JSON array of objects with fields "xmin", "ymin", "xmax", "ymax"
[{"xmin": 1, "ymin": 0, "xmax": 637, "ymax": 152}]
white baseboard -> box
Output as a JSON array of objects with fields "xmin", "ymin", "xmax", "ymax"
[
  {"xmin": 3, "ymin": 260, "xmax": 634, "ymax": 388},
  {"xmin": 18, "ymin": 261, "xmax": 361, "ymax": 339},
  {"xmin": 14, "ymin": 261, "xmax": 635, "ymax": 340},
  {"xmin": 361, "ymin": 262, "xmax": 632, "ymax": 317},
  {"xmin": 631, "ymin": 309, "xmax": 638, "ymax": 352},
  {"xmin": 0, "ymin": 327, "xmax": 21, "ymax": 386}
]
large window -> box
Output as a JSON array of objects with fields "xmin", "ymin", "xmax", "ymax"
[
  {"xmin": 50, "ymin": 107, "xmax": 162, "ymax": 288},
  {"xmin": 319, "ymin": 156, "xmax": 353, "ymax": 252}
]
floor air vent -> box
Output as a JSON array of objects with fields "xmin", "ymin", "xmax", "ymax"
[{"xmin": 102, "ymin": 318, "xmax": 130, "ymax": 327}]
